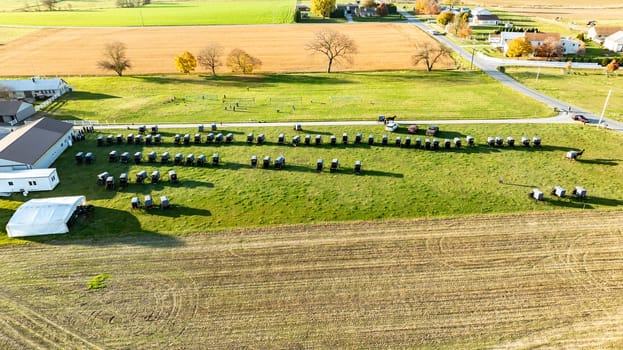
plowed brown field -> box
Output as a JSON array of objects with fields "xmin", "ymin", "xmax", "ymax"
[
  {"xmin": 0, "ymin": 23, "xmax": 454, "ymax": 76},
  {"xmin": 2, "ymin": 210, "xmax": 623, "ymax": 348}
]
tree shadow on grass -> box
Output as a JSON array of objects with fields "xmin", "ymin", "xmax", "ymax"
[
  {"xmin": 64, "ymin": 91, "xmax": 120, "ymax": 101},
  {"xmin": 145, "ymin": 204, "xmax": 211, "ymax": 218},
  {"xmin": 134, "ymin": 74, "xmax": 355, "ymax": 88},
  {"xmin": 19, "ymin": 207, "xmax": 184, "ymax": 247}
]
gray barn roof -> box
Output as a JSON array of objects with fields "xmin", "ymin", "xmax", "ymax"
[
  {"xmin": 0, "ymin": 100, "xmax": 29, "ymax": 115},
  {"xmin": 0, "ymin": 118, "xmax": 73, "ymax": 165},
  {"xmin": 0, "ymin": 78, "xmax": 67, "ymax": 92}
]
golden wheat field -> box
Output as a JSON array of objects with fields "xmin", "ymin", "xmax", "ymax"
[
  {"xmin": 1, "ymin": 211, "xmax": 623, "ymax": 348},
  {"xmin": 0, "ymin": 23, "xmax": 455, "ymax": 76}
]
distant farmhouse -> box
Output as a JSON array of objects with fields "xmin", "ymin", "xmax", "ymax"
[
  {"xmin": 587, "ymin": 26, "xmax": 623, "ymax": 44},
  {"xmin": 0, "ymin": 100, "xmax": 35, "ymax": 124},
  {"xmin": 490, "ymin": 31, "xmax": 582, "ymax": 56},
  {"xmin": 0, "ymin": 117, "xmax": 74, "ymax": 172},
  {"xmin": 604, "ymin": 31, "xmax": 623, "ymax": 52},
  {"xmin": 0, "ymin": 77, "xmax": 71, "ymax": 101},
  {"xmin": 470, "ymin": 8, "xmax": 500, "ymax": 26}
]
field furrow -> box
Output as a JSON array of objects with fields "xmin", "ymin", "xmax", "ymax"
[{"xmin": 0, "ymin": 211, "xmax": 623, "ymax": 348}]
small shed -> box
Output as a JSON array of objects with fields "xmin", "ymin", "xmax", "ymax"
[{"xmin": 0, "ymin": 100, "xmax": 35, "ymax": 124}]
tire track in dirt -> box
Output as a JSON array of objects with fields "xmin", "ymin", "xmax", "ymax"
[{"xmin": 0, "ymin": 292, "xmax": 103, "ymax": 349}]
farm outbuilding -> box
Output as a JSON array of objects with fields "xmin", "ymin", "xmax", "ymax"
[
  {"xmin": 6, "ymin": 195, "xmax": 86, "ymax": 238},
  {"xmin": 0, "ymin": 168, "xmax": 59, "ymax": 195},
  {"xmin": 0, "ymin": 100, "xmax": 35, "ymax": 124},
  {"xmin": 604, "ymin": 31, "xmax": 623, "ymax": 52},
  {"xmin": 0, "ymin": 77, "xmax": 71, "ymax": 100},
  {"xmin": 0, "ymin": 117, "xmax": 74, "ymax": 171}
]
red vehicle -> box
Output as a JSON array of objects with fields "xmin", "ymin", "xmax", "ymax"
[{"xmin": 572, "ymin": 114, "xmax": 589, "ymax": 123}]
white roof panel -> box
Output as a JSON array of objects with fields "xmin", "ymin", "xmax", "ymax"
[{"xmin": 6, "ymin": 195, "xmax": 85, "ymax": 238}]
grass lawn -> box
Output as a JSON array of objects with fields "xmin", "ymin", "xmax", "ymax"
[
  {"xmin": 505, "ymin": 67, "xmax": 623, "ymax": 120},
  {"xmin": 44, "ymin": 71, "xmax": 554, "ymax": 124},
  {"xmin": 1, "ymin": 122, "xmax": 621, "ymax": 244},
  {"xmin": 0, "ymin": 0, "xmax": 295, "ymax": 26}
]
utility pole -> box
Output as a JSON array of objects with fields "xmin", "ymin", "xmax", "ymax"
[
  {"xmin": 535, "ymin": 67, "xmax": 540, "ymax": 87},
  {"xmin": 469, "ymin": 47, "xmax": 475, "ymax": 70},
  {"xmin": 598, "ymin": 89, "xmax": 612, "ymax": 127}
]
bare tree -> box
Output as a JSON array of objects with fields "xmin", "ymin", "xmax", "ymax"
[
  {"xmin": 197, "ymin": 43, "xmax": 223, "ymax": 76},
  {"xmin": 412, "ymin": 43, "xmax": 451, "ymax": 72},
  {"xmin": 41, "ymin": 0, "xmax": 60, "ymax": 11},
  {"xmin": 306, "ymin": 29, "xmax": 357, "ymax": 73},
  {"xmin": 226, "ymin": 49, "xmax": 262, "ymax": 74},
  {"xmin": 97, "ymin": 42, "xmax": 132, "ymax": 76}
]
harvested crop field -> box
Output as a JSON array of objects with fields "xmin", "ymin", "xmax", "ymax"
[
  {"xmin": 0, "ymin": 23, "xmax": 453, "ymax": 76},
  {"xmin": 467, "ymin": 0, "xmax": 623, "ymax": 21},
  {"xmin": 2, "ymin": 211, "xmax": 623, "ymax": 348}
]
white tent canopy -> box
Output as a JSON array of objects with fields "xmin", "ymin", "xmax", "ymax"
[{"xmin": 6, "ymin": 195, "xmax": 85, "ymax": 238}]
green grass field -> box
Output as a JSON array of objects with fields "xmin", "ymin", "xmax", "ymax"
[
  {"xmin": 1, "ymin": 122, "xmax": 621, "ymax": 244},
  {"xmin": 44, "ymin": 71, "xmax": 554, "ymax": 124},
  {"xmin": 505, "ymin": 67, "xmax": 623, "ymax": 121},
  {"xmin": 0, "ymin": 0, "xmax": 295, "ymax": 26}
]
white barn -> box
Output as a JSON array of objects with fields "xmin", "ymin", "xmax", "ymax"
[
  {"xmin": 604, "ymin": 31, "xmax": 623, "ymax": 52},
  {"xmin": 0, "ymin": 117, "xmax": 74, "ymax": 171},
  {"xmin": 587, "ymin": 26, "xmax": 623, "ymax": 44},
  {"xmin": 0, "ymin": 168, "xmax": 59, "ymax": 194},
  {"xmin": 0, "ymin": 77, "xmax": 71, "ymax": 100}
]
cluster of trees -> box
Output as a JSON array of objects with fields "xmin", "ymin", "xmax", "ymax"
[
  {"xmin": 116, "ymin": 0, "xmax": 150, "ymax": 8},
  {"xmin": 174, "ymin": 47, "xmax": 262, "ymax": 75},
  {"xmin": 415, "ymin": 0, "xmax": 440, "ymax": 15},
  {"xmin": 96, "ymin": 41, "xmax": 264, "ymax": 76},
  {"xmin": 439, "ymin": 11, "xmax": 471, "ymax": 39}
]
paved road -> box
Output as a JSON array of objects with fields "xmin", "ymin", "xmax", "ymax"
[{"xmin": 397, "ymin": 10, "xmax": 623, "ymax": 133}]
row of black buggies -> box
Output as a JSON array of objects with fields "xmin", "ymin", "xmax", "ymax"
[
  {"xmin": 101, "ymin": 150, "xmax": 220, "ymax": 166},
  {"xmin": 97, "ymin": 170, "xmax": 178, "ymax": 190}
]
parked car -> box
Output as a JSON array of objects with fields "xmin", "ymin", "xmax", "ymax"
[
  {"xmin": 572, "ymin": 114, "xmax": 589, "ymax": 123},
  {"xmin": 426, "ymin": 125, "xmax": 439, "ymax": 136}
]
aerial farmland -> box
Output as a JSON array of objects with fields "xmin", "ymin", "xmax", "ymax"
[{"xmin": 0, "ymin": 0, "xmax": 622, "ymax": 348}]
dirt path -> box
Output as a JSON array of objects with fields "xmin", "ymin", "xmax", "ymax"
[{"xmin": 1, "ymin": 211, "xmax": 623, "ymax": 348}]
